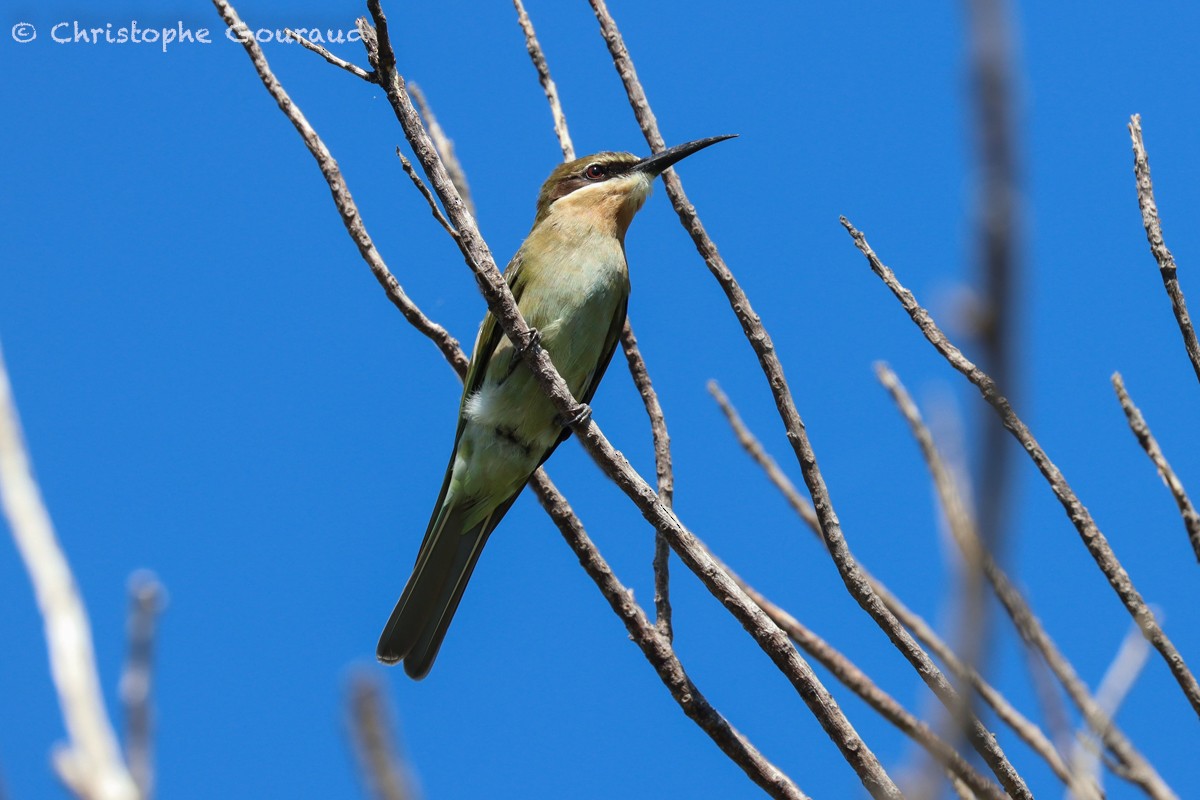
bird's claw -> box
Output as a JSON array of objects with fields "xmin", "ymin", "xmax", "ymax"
[
  {"xmin": 557, "ymin": 403, "xmax": 592, "ymax": 429},
  {"xmin": 516, "ymin": 327, "xmax": 543, "ymax": 356}
]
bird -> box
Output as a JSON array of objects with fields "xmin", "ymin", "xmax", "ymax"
[{"xmin": 377, "ymin": 134, "xmax": 735, "ymax": 679}]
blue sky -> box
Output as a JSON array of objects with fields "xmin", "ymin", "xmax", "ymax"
[{"xmin": 3, "ymin": 1, "xmax": 1200, "ymax": 797}]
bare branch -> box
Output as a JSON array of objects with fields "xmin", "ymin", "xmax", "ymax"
[
  {"xmin": 511, "ymin": 0, "xmax": 575, "ymax": 161},
  {"xmin": 347, "ymin": 673, "xmax": 415, "ymax": 800},
  {"xmin": 286, "ymin": 28, "xmax": 374, "ymax": 81},
  {"xmin": 843, "ymin": 217, "xmax": 1200, "ymax": 720},
  {"xmin": 1112, "ymin": 372, "xmax": 1200, "ymax": 563},
  {"xmin": 408, "ymin": 83, "xmax": 475, "ymax": 218},
  {"xmin": 0, "ymin": 344, "xmax": 138, "ymax": 800},
  {"xmin": 356, "ymin": 3, "xmax": 902, "ymax": 793},
  {"xmin": 120, "ymin": 570, "xmax": 166, "ymax": 800},
  {"xmin": 620, "ymin": 320, "xmax": 675, "ymax": 639},
  {"xmin": 395, "ymin": 148, "xmax": 459, "ymax": 242},
  {"xmin": 1129, "ymin": 114, "xmax": 1200, "ymax": 386}
]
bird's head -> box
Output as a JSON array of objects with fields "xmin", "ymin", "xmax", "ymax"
[{"xmin": 532, "ymin": 135, "xmax": 736, "ymax": 239}]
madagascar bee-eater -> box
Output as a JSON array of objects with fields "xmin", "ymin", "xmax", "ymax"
[{"xmin": 377, "ymin": 134, "xmax": 734, "ymax": 678}]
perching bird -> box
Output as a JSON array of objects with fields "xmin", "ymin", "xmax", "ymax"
[{"xmin": 377, "ymin": 135, "xmax": 734, "ymax": 678}]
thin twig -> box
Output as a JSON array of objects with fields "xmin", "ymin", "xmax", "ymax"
[
  {"xmin": 285, "ymin": 28, "xmax": 374, "ymax": 80},
  {"xmin": 395, "ymin": 148, "xmax": 459, "ymax": 241},
  {"xmin": 217, "ymin": 4, "xmax": 803, "ymax": 795},
  {"xmin": 408, "ymin": 83, "xmax": 475, "ymax": 218},
  {"xmin": 1066, "ymin": 623, "xmax": 1152, "ymax": 800},
  {"xmin": 621, "ymin": 321, "xmax": 675, "ymax": 640},
  {"xmin": 347, "ymin": 673, "xmax": 415, "ymax": 800},
  {"xmin": 120, "ymin": 570, "xmax": 166, "ymax": 800},
  {"xmin": 1112, "ymin": 373, "xmax": 1200, "ymax": 563},
  {"xmin": 0, "ymin": 344, "xmax": 138, "ymax": 800},
  {"xmin": 359, "ymin": 3, "xmax": 900, "ymax": 794},
  {"xmin": 707, "ymin": 381, "xmax": 820, "ymax": 531},
  {"xmin": 511, "ymin": 0, "xmax": 574, "ymax": 161},
  {"xmin": 843, "ymin": 217, "xmax": 1200, "ymax": 721},
  {"xmin": 1129, "ymin": 114, "xmax": 1200, "ymax": 387},
  {"xmin": 588, "ymin": 6, "xmax": 1028, "ymax": 791}
]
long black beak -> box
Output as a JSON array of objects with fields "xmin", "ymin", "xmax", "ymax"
[{"xmin": 634, "ymin": 134, "xmax": 737, "ymax": 177}]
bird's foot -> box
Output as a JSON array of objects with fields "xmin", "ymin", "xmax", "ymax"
[
  {"xmin": 557, "ymin": 403, "xmax": 592, "ymax": 429},
  {"xmin": 516, "ymin": 327, "xmax": 542, "ymax": 357}
]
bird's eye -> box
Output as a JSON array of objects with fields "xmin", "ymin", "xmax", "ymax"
[{"xmin": 584, "ymin": 163, "xmax": 607, "ymax": 180}]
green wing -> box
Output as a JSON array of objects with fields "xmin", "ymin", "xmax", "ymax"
[{"xmin": 546, "ymin": 291, "xmax": 629, "ymax": 457}]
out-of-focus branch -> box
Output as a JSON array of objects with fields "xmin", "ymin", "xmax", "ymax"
[
  {"xmin": 842, "ymin": 217, "xmax": 1200, "ymax": 720},
  {"xmin": 965, "ymin": 0, "xmax": 1019, "ymax": 557},
  {"xmin": 347, "ymin": 673, "xmax": 416, "ymax": 800},
  {"xmin": 356, "ymin": 3, "xmax": 901, "ymax": 794},
  {"xmin": 216, "ymin": 5, "xmax": 805, "ymax": 795},
  {"xmin": 408, "ymin": 83, "xmax": 475, "ymax": 218},
  {"xmin": 511, "ymin": 0, "xmax": 574, "ymax": 161},
  {"xmin": 0, "ymin": 345, "xmax": 138, "ymax": 800},
  {"xmin": 120, "ymin": 570, "xmax": 166, "ymax": 800},
  {"xmin": 1112, "ymin": 373, "xmax": 1200, "ymax": 563},
  {"xmin": 1066, "ymin": 623, "xmax": 1152, "ymax": 800},
  {"xmin": 1129, "ymin": 115, "xmax": 1200, "ymax": 387}
]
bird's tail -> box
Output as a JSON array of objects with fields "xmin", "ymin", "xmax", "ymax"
[{"xmin": 376, "ymin": 492, "xmax": 516, "ymax": 679}]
